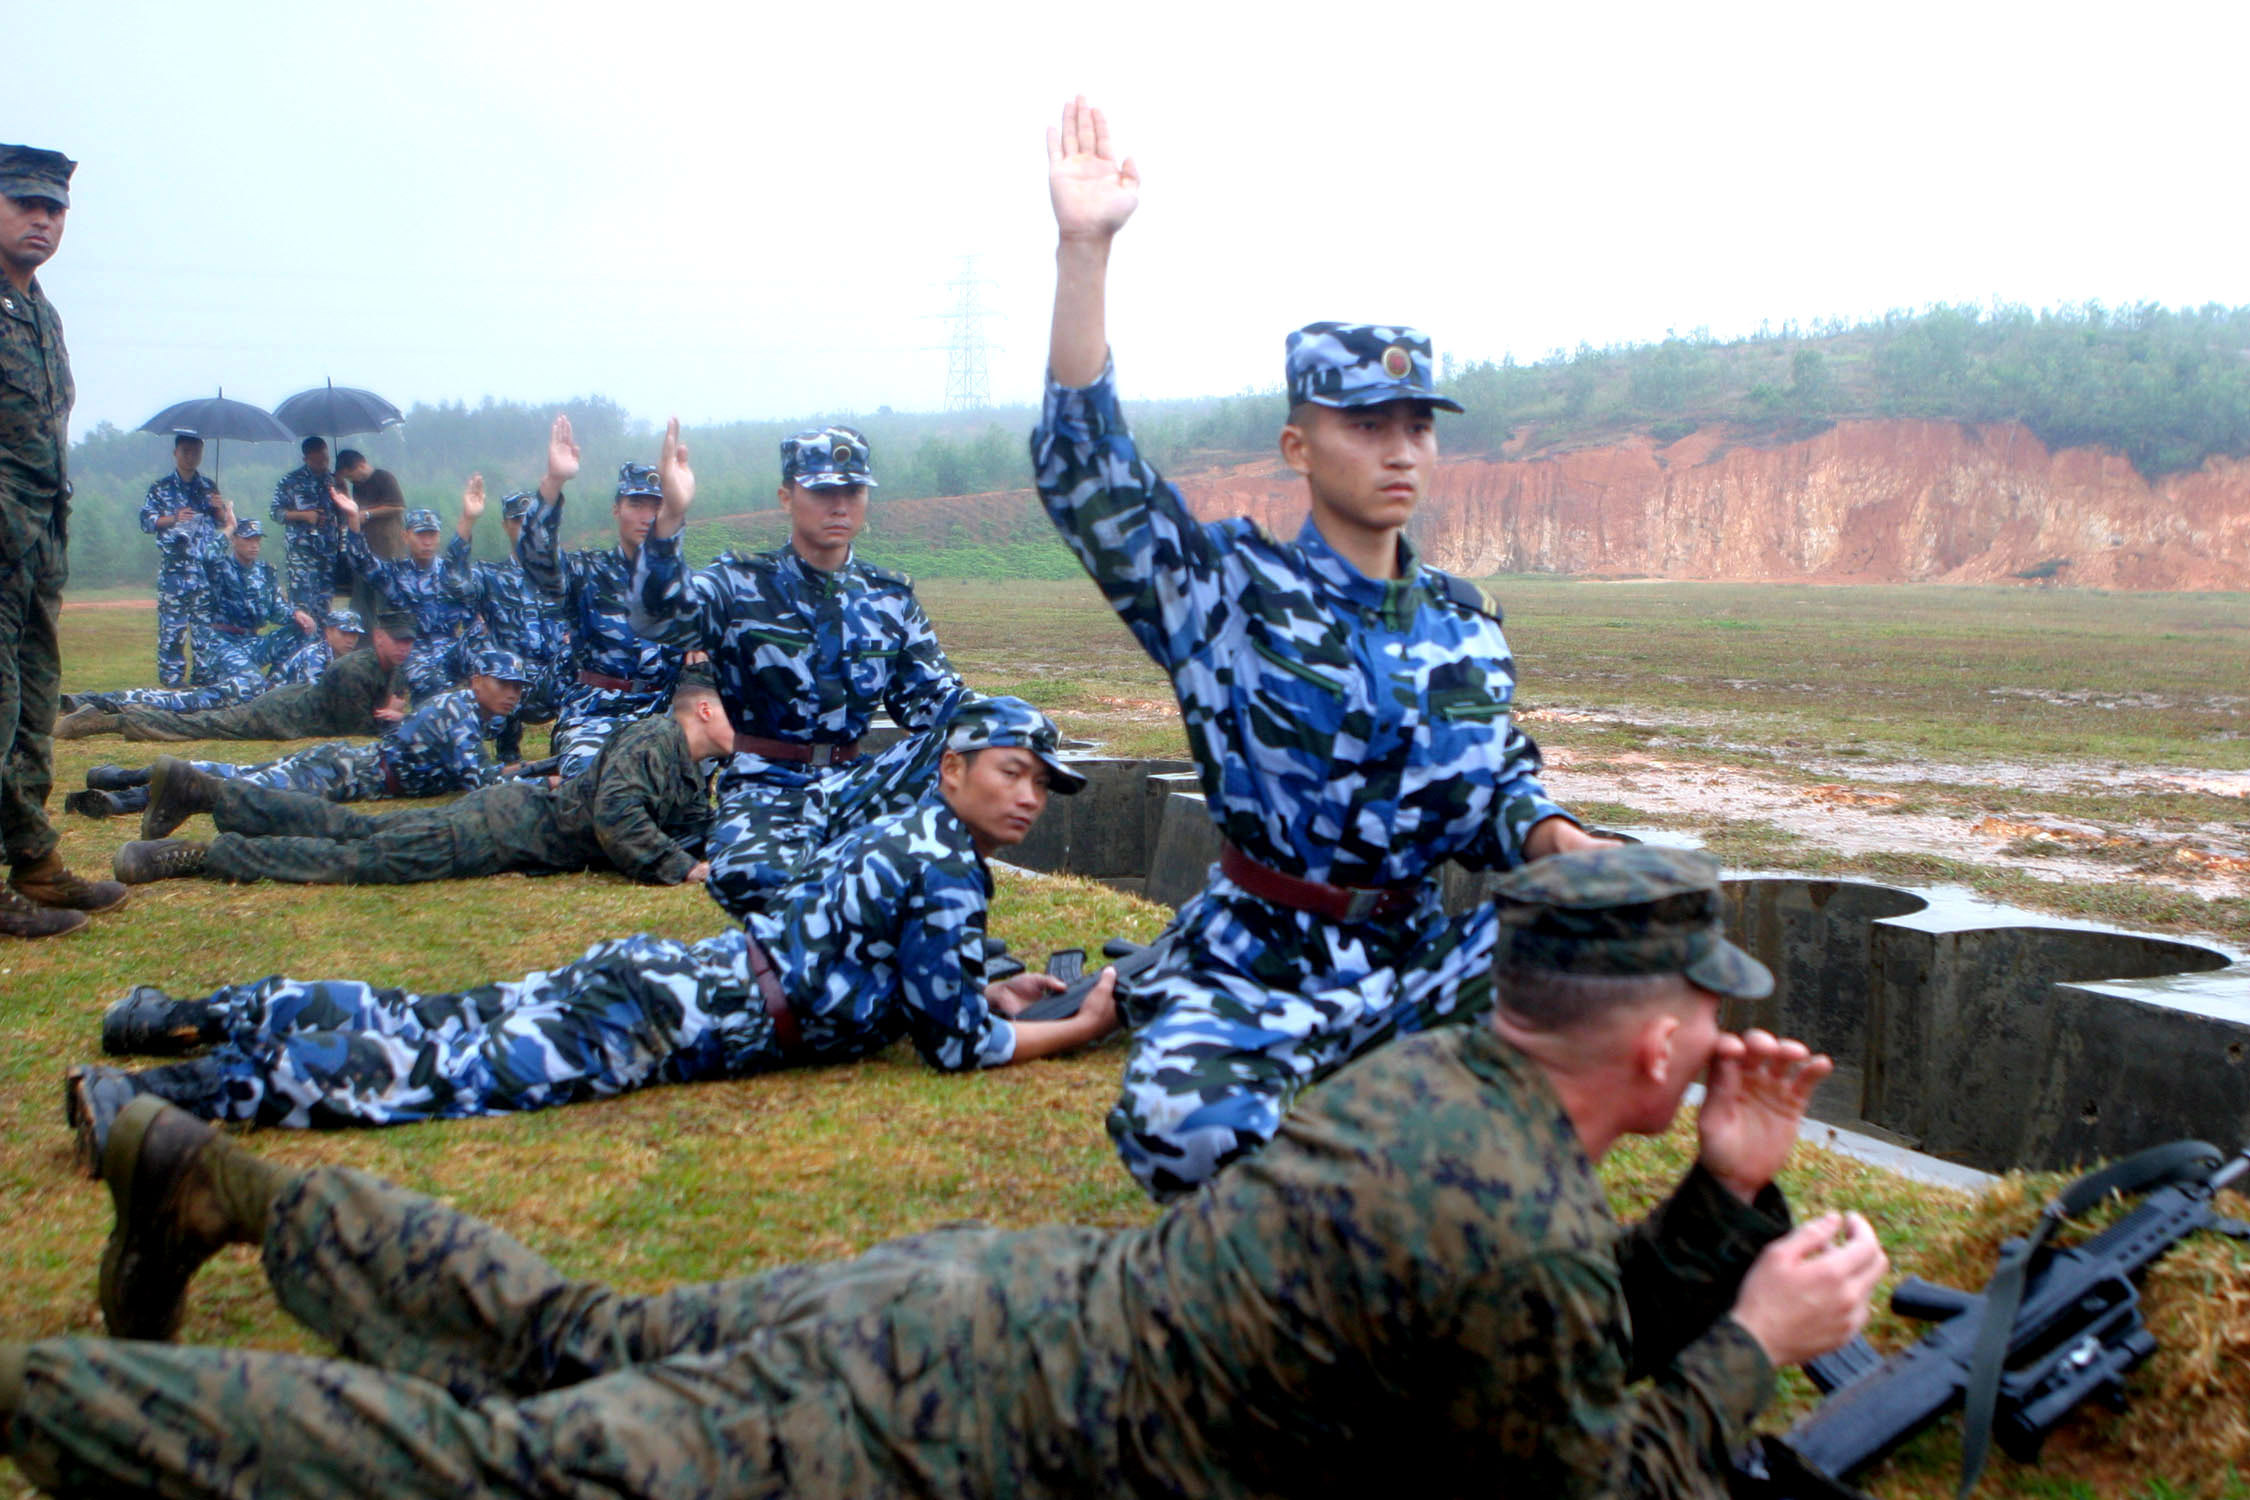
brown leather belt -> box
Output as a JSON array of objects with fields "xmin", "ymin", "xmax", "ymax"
[
  {"xmin": 577, "ymin": 670, "xmax": 632, "ymax": 692},
  {"xmin": 209, "ymin": 623, "xmax": 252, "ymax": 636},
  {"xmin": 381, "ymin": 757, "xmax": 404, "ymax": 797},
  {"xmin": 746, "ymin": 937, "xmax": 800, "ymax": 1053},
  {"xmin": 732, "ymin": 733, "xmax": 860, "ymax": 767},
  {"xmin": 1219, "ymin": 841, "xmax": 1419, "ymax": 925}
]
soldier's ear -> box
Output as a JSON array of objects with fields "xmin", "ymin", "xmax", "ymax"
[{"xmin": 1278, "ymin": 419, "xmax": 1312, "ymax": 478}]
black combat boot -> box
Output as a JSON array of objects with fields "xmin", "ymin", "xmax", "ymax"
[
  {"xmin": 112, "ymin": 839, "xmax": 209, "ymax": 885},
  {"xmin": 0, "ymin": 885, "xmax": 87, "ymax": 940},
  {"xmin": 63, "ymin": 788, "xmax": 148, "ymax": 819},
  {"xmin": 141, "ymin": 757, "xmax": 219, "ymax": 840},
  {"xmin": 86, "ymin": 764, "xmax": 150, "ymax": 791},
  {"xmin": 103, "ymin": 986, "xmax": 224, "ymax": 1057}
]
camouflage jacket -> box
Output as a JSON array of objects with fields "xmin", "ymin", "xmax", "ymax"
[
  {"xmin": 745, "ymin": 795, "xmax": 1014, "ymax": 1071},
  {"xmin": 138, "ymin": 471, "xmax": 223, "ymax": 582},
  {"xmin": 377, "ymin": 685, "xmax": 503, "ymax": 797},
  {"xmin": 343, "ymin": 527, "xmax": 477, "ymax": 639},
  {"xmin": 630, "ymin": 535, "xmax": 962, "ymax": 758},
  {"xmin": 470, "ymin": 554, "xmax": 572, "ymax": 668},
  {"xmin": 0, "ymin": 272, "xmax": 73, "ymax": 548},
  {"xmin": 268, "ymin": 464, "xmax": 340, "ymax": 545},
  {"xmin": 515, "ymin": 494, "xmax": 683, "ymax": 691},
  {"xmin": 196, "ymin": 530, "xmax": 293, "ymax": 633},
  {"xmin": 267, "ymin": 631, "xmax": 332, "ymax": 686},
  {"xmin": 720, "ymin": 1024, "xmax": 1783, "ymax": 1497},
  {"xmin": 472, "ymin": 712, "xmax": 711, "ymax": 882},
  {"xmin": 1032, "ymin": 363, "xmax": 1565, "ymax": 889},
  {"xmin": 298, "ymin": 645, "xmax": 408, "ymax": 738}
]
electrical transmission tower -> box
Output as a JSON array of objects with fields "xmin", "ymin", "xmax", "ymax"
[{"xmin": 940, "ymin": 256, "xmax": 997, "ymax": 411}]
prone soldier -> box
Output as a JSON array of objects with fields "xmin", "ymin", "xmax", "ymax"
[
  {"xmin": 68, "ymin": 696, "xmax": 1115, "ymax": 1135},
  {"xmin": 1035, "ymin": 98, "xmax": 1612, "ymax": 1198},
  {"xmin": 54, "ymin": 615, "xmax": 414, "ymax": 744},
  {"xmin": 60, "ymin": 610, "xmax": 362, "ymax": 724},
  {"xmin": 632, "ymin": 422, "xmax": 968, "ymax": 918},
  {"xmin": 137, "ymin": 432, "xmax": 224, "ymax": 686},
  {"xmin": 85, "ymin": 668, "xmax": 726, "ymax": 888},
  {"xmin": 516, "ymin": 418, "xmax": 685, "ymax": 776},
  {"xmin": 10, "ymin": 847, "xmax": 1886, "ymax": 1499},
  {"xmin": 0, "ymin": 141, "xmax": 127, "ymax": 936},
  {"xmin": 268, "ymin": 435, "xmax": 342, "ymax": 612}
]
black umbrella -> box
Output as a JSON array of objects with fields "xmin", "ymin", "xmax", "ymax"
[
  {"xmin": 136, "ymin": 388, "xmax": 297, "ymax": 477},
  {"xmin": 272, "ymin": 381, "xmax": 403, "ymax": 445}
]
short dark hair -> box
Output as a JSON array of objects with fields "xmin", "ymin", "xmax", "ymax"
[
  {"xmin": 173, "ymin": 432, "xmax": 202, "ymax": 448},
  {"xmin": 335, "ymin": 449, "xmax": 367, "ymax": 470},
  {"xmin": 1493, "ymin": 964, "xmax": 1694, "ymax": 1034},
  {"xmin": 301, "ymin": 436, "xmax": 328, "ymax": 457}
]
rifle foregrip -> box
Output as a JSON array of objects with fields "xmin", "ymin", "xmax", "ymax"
[{"xmin": 1891, "ymin": 1277, "xmax": 1980, "ymax": 1323}]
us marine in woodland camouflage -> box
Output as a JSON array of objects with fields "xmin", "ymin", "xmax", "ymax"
[
  {"xmin": 62, "ymin": 611, "xmax": 361, "ymax": 720},
  {"xmin": 516, "ymin": 420, "xmax": 687, "ymax": 776},
  {"xmin": 1036, "ymin": 98, "xmax": 1616, "ymax": 1198},
  {"xmin": 71, "ymin": 697, "xmax": 1110, "ymax": 1132},
  {"xmin": 54, "ymin": 617, "xmax": 412, "ymax": 743},
  {"xmin": 10, "ymin": 846, "xmax": 1888, "ymax": 1500},
  {"xmin": 107, "ymin": 670, "xmax": 725, "ymax": 887},
  {"xmin": 632, "ymin": 420, "xmax": 969, "ymax": 917}
]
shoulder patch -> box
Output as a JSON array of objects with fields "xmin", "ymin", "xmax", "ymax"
[{"xmin": 1431, "ymin": 570, "xmax": 1504, "ymax": 624}]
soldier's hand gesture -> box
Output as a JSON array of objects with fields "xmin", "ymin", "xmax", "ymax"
[
  {"xmin": 461, "ymin": 472, "xmax": 486, "ymax": 521},
  {"xmin": 1696, "ymin": 1028, "xmax": 1833, "ymax": 1203},
  {"xmin": 333, "ymin": 489, "xmax": 362, "ymax": 530},
  {"xmin": 1048, "ymin": 95, "xmax": 1139, "ymax": 243},
  {"xmin": 656, "ymin": 417, "xmax": 694, "ymax": 537},
  {"xmin": 542, "ymin": 414, "xmax": 581, "ymax": 500},
  {"xmin": 212, "ymin": 492, "xmax": 234, "ymax": 531}
]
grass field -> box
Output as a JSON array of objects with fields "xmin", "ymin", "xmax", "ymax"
[{"xmin": 4, "ymin": 581, "xmax": 2249, "ymax": 1498}]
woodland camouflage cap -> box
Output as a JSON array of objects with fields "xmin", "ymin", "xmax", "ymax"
[{"xmin": 1490, "ymin": 845, "xmax": 1771, "ymax": 1000}]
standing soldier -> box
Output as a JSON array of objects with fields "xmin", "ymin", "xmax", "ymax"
[
  {"xmin": 634, "ymin": 422, "xmax": 968, "ymax": 918},
  {"xmin": 516, "ymin": 417, "xmax": 685, "ymax": 777},
  {"xmin": 337, "ymin": 484, "xmax": 477, "ymax": 701},
  {"xmin": 269, "ymin": 435, "xmax": 341, "ymax": 612},
  {"xmin": 138, "ymin": 432, "xmax": 224, "ymax": 685},
  {"xmin": 1035, "ymin": 99, "xmax": 1612, "ymax": 1198},
  {"xmin": 465, "ymin": 489, "xmax": 572, "ymax": 761},
  {"xmin": 0, "ymin": 142, "xmax": 126, "ymax": 936}
]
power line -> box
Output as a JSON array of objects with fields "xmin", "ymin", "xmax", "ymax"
[{"xmin": 938, "ymin": 256, "xmax": 998, "ymax": 412}]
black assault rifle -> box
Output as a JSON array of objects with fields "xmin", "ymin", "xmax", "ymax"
[{"xmin": 1734, "ymin": 1139, "xmax": 2250, "ymax": 1499}]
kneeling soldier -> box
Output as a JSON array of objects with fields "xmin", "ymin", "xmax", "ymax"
[
  {"xmin": 55, "ymin": 615, "xmax": 412, "ymax": 744},
  {"xmin": 67, "ymin": 697, "xmax": 1112, "ymax": 1137},
  {"xmin": 8, "ymin": 847, "xmax": 1885, "ymax": 1500}
]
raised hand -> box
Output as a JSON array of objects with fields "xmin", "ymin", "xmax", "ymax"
[
  {"xmin": 461, "ymin": 472, "xmax": 486, "ymax": 521},
  {"xmin": 1048, "ymin": 95, "xmax": 1139, "ymax": 243},
  {"xmin": 543, "ymin": 414, "xmax": 581, "ymax": 494},
  {"xmin": 656, "ymin": 416, "xmax": 694, "ymax": 537},
  {"xmin": 1697, "ymin": 1028, "xmax": 1834, "ymax": 1203},
  {"xmin": 333, "ymin": 489, "xmax": 362, "ymax": 530},
  {"xmin": 293, "ymin": 609, "xmax": 317, "ymax": 634}
]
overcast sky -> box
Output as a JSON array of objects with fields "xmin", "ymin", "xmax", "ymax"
[{"xmin": 15, "ymin": 0, "xmax": 2247, "ymax": 439}]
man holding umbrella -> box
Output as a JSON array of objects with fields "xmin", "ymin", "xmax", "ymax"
[{"xmin": 0, "ymin": 142, "xmax": 127, "ymax": 936}]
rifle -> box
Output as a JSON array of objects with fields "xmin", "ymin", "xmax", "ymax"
[
  {"xmin": 509, "ymin": 755, "xmax": 563, "ymax": 781},
  {"xmin": 1734, "ymin": 1140, "xmax": 2250, "ymax": 1499},
  {"xmin": 1016, "ymin": 936, "xmax": 1171, "ymax": 1022}
]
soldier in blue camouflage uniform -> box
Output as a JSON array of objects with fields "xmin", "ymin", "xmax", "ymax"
[
  {"xmin": 137, "ymin": 432, "xmax": 225, "ymax": 685},
  {"xmin": 18, "ymin": 846, "xmax": 1891, "ymax": 1500},
  {"xmin": 468, "ymin": 488, "xmax": 572, "ymax": 761},
  {"xmin": 632, "ymin": 421, "xmax": 969, "ymax": 918},
  {"xmin": 193, "ymin": 516, "xmax": 318, "ymax": 688},
  {"xmin": 1038, "ymin": 99, "xmax": 1615, "ymax": 1198},
  {"xmin": 269, "ymin": 435, "xmax": 342, "ymax": 611},
  {"xmin": 337, "ymin": 486, "xmax": 478, "ymax": 702},
  {"xmin": 517, "ymin": 417, "xmax": 685, "ymax": 777},
  {"xmin": 75, "ymin": 697, "xmax": 1112, "ymax": 1132}
]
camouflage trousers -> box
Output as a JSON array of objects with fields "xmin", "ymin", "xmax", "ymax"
[
  {"xmin": 552, "ymin": 683, "xmax": 668, "ymax": 779},
  {"xmin": 203, "ymin": 781, "xmax": 508, "ymax": 885},
  {"xmin": 0, "ymin": 508, "xmax": 65, "ymax": 865},
  {"xmin": 1108, "ymin": 877, "xmax": 1498, "ymax": 1200},
  {"xmin": 281, "ymin": 531, "xmax": 342, "ymax": 612},
  {"xmin": 118, "ymin": 682, "xmax": 360, "ymax": 743},
  {"xmin": 189, "ymin": 740, "xmax": 389, "ymax": 803},
  {"xmin": 188, "ymin": 625, "xmax": 261, "ymax": 687},
  {"xmin": 155, "ymin": 572, "xmax": 208, "ymax": 687},
  {"xmin": 83, "ymin": 670, "xmax": 266, "ymax": 715},
  {"xmin": 187, "ymin": 926, "xmax": 781, "ymax": 1127},
  {"xmin": 705, "ymin": 724, "xmax": 955, "ymax": 921},
  {"xmin": 8, "ymin": 1167, "xmax": 1066, "ymax": 1499}
]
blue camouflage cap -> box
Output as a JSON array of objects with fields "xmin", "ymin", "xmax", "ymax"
[
  {"xmin": 403, "ymin": 507, "xmax": 442, "ymax": 533},
  {"xmin": 781, "ymin": 426, "xmax": 877, "ymax": 490},
  {"xmin": 325, "ymin": 608, "xmax": 365, "ymax": 635},
  {"xmin": 501, "ymin": 490, "xmax": 536, "ymax": 521},
  {"xmin": 615, "ymin": 463, "xmax": 662, "ymax": 501},
  {"xmin": 468, "ymin": 647, "xmax": 531, "ymax": 685},
  {"xmin": 944, "ymin": 695, "xmax": 1085, "ymax": 795},
  {"xmin": 231, "ymin": 517, "xmax": 264, "ymax": 539},
  {"xmin": 1489, "ymin": 846, "xmax": 1770, "ymax": 1000},
  {"xmin": 1285, "ymin": 322, "xmax": 1464, "ymax": 414},
  {"xmin": 0, "ymin": 144, "xmax": 75, "ymax": 207}
]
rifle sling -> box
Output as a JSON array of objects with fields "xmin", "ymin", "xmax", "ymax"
[{"xmin": 1955, "ymin": 1139, "xmax": 2222, "ymax": 1498}]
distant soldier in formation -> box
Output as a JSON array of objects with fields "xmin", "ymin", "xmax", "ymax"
[
  {"xmin": 634, "ymin": 422, "xmax": 968, "ymax": 917},
  {"xmin": 92, "ymin": 668, "xmax": 729, "ymax": 889},
  {"xmin": 269, "ymin": 435, "xmax": 342, "ymax": 612},
  {"xmin": 465, "ymin": 488, "xmax": 572, "ymax": 761},
  {"xmin": 70, "ymin": 696, "xmax": 1113, "ymax": 1138},
  {"xmin": 337, "ymin": 485, "xmax": 477, "ymax": 701},
  {"xmin": 55, "ymin": 616, "xmax": 413, "ymax": 745},
  {"xmin": 16, "ymin": 846, "xmax": 1886, "ymax": 1500},
  {"xmin": 1035, "ymin": 98, "xmax": 1614, "ymax": 1198},
  {"xmin": 137, "ymin": 432, "xmax": 224, "ymax": 686},
  {"xmin": 0, "ymin": 140, "xmax": 128, "ymax": 937},
  {"xmin": 517, "ymin": 417, "xmax": 685, "ymax": 776}
]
